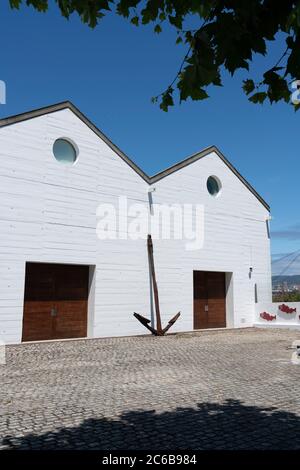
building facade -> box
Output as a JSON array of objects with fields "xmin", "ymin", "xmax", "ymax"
[{"xmin": 0, "ymin": 102, "xmax": 272, "ymax": 344}]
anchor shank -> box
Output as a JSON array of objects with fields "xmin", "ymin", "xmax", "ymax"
[{"xmin": 147, "ymin": 234, "xmax": 163, "ymax": 335}]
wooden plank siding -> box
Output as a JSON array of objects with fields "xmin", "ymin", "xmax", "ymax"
[{"xmin": 0, "ymin": 107, "xmax": 272, "ymax": 343}]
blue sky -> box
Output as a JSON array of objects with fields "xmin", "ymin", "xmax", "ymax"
[{"xmin": 0, "ymin": 2, "xmax": 299, "ymax": 272}]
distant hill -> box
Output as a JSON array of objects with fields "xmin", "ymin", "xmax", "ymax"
[{"xmin": 272, "ymin": 275, "xmax": 300, "ymax": 286}]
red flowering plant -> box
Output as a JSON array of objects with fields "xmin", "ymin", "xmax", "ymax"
[
  {"xmin": 260, "ymin": 312, "xmax": 276, "ymax": 322},
  {"xmin": 279, "ymin": 304, "xmax": 296, "ymax": 314}
]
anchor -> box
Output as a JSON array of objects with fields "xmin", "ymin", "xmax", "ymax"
[{"xmin": 134, "ymin": 234, "xmax": 180, "ymax": 336}]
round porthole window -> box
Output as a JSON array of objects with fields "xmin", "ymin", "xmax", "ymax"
[
  {"xmin": 207, "ymin": 176, "xmax": 221, "ymax": 196},
  {"xmin": 53, "ymin": 138, "xmax": 77, "ymax": 165}
]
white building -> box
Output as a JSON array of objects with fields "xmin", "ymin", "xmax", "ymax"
[{"xmin": 0, "ymin": 101, "xmax": 272, "ymax": 344}]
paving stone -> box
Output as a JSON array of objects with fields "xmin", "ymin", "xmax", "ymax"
[{"xmin": 1, "ymin": 328, "xmax": 300, "ymax": 449}]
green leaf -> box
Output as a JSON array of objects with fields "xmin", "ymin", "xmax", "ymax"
[
  {"xmin": 131, "ymin": 16, "xmax": 139, "ymax": 26},
  {"xmin": 285, "ymin": 11, "xmax": 296, "ymax": 31},
  {"xmin": 168, "ymin": 14, "xmax": 182, "ymax": 29},
  {"xmin": 159, "ymin": 88, "xmax": 174, "ymax": 112},
  {"xmin": 242, "ymin": 79, "xmax": 255, "ymax": 95},
  {"xmin": 9, "ymin": 0, "xmax": 21, "ymax": 8},
  {"xmin": 8, "ymin": 0, "xmax": 300, "ymax": 111},
  {"xmin": 249, "ymin": 92, "xmax": 267, "ymax": 104},
  {"xmin": 251, "ymin": 37, "xmax": 267, "ymax": 56},
  {"xmin": 190, "ymin": 88, "xmax": 209, "ymax": 101},
  {"xmin": 286, "ymin": 36, "xmax": 294, "ymax": 49}
]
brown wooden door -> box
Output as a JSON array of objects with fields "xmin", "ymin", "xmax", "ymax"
[
  {"xmin": 22, "ymin": 263, "xmax": 89, "ymax": 342},
  {"xmin": 193, "ymin": 271, "xmax": 226, "ymax": 329},
  {"xmin": 193, "ymin": 271, "xmax": 208, "ymax": 329},
  {"xmin": 53, "ymin": 264, "xmax": 89, "ymax": 340}
]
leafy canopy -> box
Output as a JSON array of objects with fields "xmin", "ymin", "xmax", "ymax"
[{"xmin": 9, "ymin": 0, "xmax": 300, "ymax": 111}]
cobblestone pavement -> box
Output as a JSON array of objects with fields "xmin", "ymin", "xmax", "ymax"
[{"xmin": 1, "ymin": 328, "xmax": 300, "ymax": 450}]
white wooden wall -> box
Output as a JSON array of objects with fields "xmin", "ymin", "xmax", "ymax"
[
  {"xmin": 151, "ymin": 153, "xmax": 272, "ymax": 332},
  {"xmin": 0, "ymin": 108, "xmax": 272, "ymax": 343}
]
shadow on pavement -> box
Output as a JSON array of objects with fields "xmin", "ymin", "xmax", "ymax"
[{"xmin": 2, "ymin": 399, "xmax": 300, "ymax": 450}]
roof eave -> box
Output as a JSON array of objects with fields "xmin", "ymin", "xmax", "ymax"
[{"xmin": 0, "ymin": 101, "xmax": 270, "ymax": 211}]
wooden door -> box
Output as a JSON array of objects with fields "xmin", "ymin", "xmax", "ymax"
[
  {"xmin": 53, "ymin": 264, "xmax": 89, "ymax": 340},
  {"xmin": 193, "ymin": 271, "xmax": 208, "ymax": 329},
  {"xmin": 206, "ymin": 272, "xmax": 226, "ymax": 328},
  {"xmin": 22, "ymin": 263, "xmax": 89, "ymax": 342},
  {"xmin": 193, "ymin": 271, "xmax": 226, "ymax": 329},
  {"xmin": 22, "ymin": 263, "xmax": 56, "ymax": 342}
]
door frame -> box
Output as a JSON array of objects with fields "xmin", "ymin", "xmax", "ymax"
[
  {"xmin": 193, "ymin": 270, "xmax": 234, "ymax": 329},
  {"xmin": 22, "ymin": 261, "xmax": 96, "ymax": 342}
]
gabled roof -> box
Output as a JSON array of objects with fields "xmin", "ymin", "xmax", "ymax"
[{"xmin": 0, "ymin": 101, "xmax": 270, "ymax": 211}]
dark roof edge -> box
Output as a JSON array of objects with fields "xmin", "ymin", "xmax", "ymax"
[
  {"xmin": 0, "ymin": 101, "xmax": 150, "ymax": 183},
  {"xmin": 0, "ymin": 101, "xmax": 270, "ymax": 211},
  {"xmin": 150, "ymin": 145, "xmax": 270, "ymax": 211}
]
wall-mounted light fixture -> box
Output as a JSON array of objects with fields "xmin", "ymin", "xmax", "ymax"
[{"xmin": 148, "ymin": 186, "xmax": 156, "ymax": 193}]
